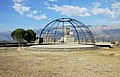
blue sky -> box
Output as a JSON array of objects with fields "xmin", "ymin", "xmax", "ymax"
[{"xmin": 0, "ymin": 0, "xmax": 120, "ymax": 32}]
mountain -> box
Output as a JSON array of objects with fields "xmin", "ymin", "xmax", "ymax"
[
  {"xmin": 89, "ymin": 25, "xmax": 120, "ymax": 33},
  {"xmin": 89, "ymin": 25, "xmax": 111, "ymax": 34},
  {"xmin": 88, "ymin": 25, "xmax": 120, "ymax": 41},
  {"xmin": 103, "ymin": 29, "xmax": 120, "ymax": 34},
  {"xmin": 0, "ymin": 31, "xmax": 13, "ymax": 42},
  {"xmin": 33, "ymin": 29, "xmax": 42, "ymax": 37},
  {"xmin": 89, "ymin": 25, "xmax": 120, "ymax": 34},
  {"xmin": 0, "ymin": 25, "xmax": 120, "ymax": 42}
]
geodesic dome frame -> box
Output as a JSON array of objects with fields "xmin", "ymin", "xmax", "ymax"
[{"xmin": 39, "ymin": 18, "xmax": 95, "ymax": 45}]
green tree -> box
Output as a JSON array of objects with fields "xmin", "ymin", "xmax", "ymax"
[
  {"xmin": 24, "ymin": 29, "xmax": 36, "ymax": 43},
  {"xmin": 11, "ymin": 28, "xmax": 25, "ymax": 46}
]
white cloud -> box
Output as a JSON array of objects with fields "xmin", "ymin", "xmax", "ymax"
[
  {"xmin": 44, "ymin": 0, "xmax": 57, "ymax": 6},
  {"xmin": 44, "ymin": 1, "xmax": 50, "ymax": 6},
  {"xmin": 31, "ymin": 10, "xmax": 38, "ymax": 14},
  {"xmin": 48, "ymin": 0, "xmax": 57, "ymax": 2},
  {"xmin": 92, "ymin": 2, "xmax": 101, "ymax": 8},
  {"xmin": 48, "ymin": 5, "xmax": 91, "ymax": 17},
  {"xmin": 46, "ymin": 1, "xmax": 120, "ymax": 18},
  {"xmin": 12, "ymin": 3, "xmax": 30, "ymax": 15},
  {"xmin": 12, "ymin": 2, "xmax": 47, "ymax": 20},
  {"xmin": 112, "ymin": 2, "xmax": 120, "ymax": 9},
  {"xmin": 91, "ymin": 7, "xmax": 113, "ymax": 16},
  {"xmin": 26, "ymin": 9, "xmax": 47, "ymax": 20},
  {"xmin": 91, "ymin": 2, "xmax": 120, "ymax": 18},
  {"xmin": 111, "ymin": 2, "xmax": 120, "ymax": 17},
  {"xmin": 109, "ymin": 20, "xmax": 120, "ymax": 24},
  {"xmin": 27, "ymin": 13, "xmax": 47, "ymax": 20},
  {"xmin": 34, "ymin": 15, "xmax": 47, "ymax": 20},
  {"xmin": 12, "ymin": 0, "xmax": 24, "ymax": 2}
]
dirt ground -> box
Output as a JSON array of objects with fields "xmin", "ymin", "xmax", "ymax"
[{"xmin": 0, "ymin": 47, "xmax": 120, "ymax": 77}]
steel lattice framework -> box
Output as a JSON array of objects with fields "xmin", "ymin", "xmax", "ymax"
[{"xmin": 39, "ymin": 18, "xmax": 95, "ymax": 44}]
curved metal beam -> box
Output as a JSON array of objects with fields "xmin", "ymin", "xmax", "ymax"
[
  {"xmin": 72, "ymin": 19, "xmax": 85, "ymax": 26},
  {"xmin": 39, "ymin": 18, "xmax": 95, "ymax": 45},
  {"xmin": 69, "ymin": 21, "xmax": 80, "ymax": 44},
  {"xmin": 84, "ymin": 26, "xmax": 95, "ymax": 44},
  {"xmin": 71, "ymin": 21, "xmax": 87, "ymax": 44},
  {"xmin": 54, "ymin": 22, "xmax": 60, "ymax": 43},
  {"xmin": 39, "ymin": 20, "xmax": 56, "ymax": 38},
  {"xmin": 46, "ymin": 21, "xmax": 57, "ymax": 40}
]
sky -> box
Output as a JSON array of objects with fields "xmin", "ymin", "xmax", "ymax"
[{"xmin": 0, "ymin": 0, "xmax": 120, "ymax": 32}]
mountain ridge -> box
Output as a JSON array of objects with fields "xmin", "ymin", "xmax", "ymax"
[{"xmin": 0, "ymin": 25, "xmax": 120, "ymax": 42}]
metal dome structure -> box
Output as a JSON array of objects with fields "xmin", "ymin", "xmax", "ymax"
[{"xmin": 39, "ymin": 18, "xmax": 95, "ymax": 45}]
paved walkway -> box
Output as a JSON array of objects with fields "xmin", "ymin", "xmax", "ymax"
[{"xmin": 30, "ymin": 44, "xmax": 95, "ymax": 49}]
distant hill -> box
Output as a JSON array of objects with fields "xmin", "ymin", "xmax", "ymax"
[
  {"xmin": 33, "ymin": 29, "xmax": 42, "ymax": 37},
  {"xmin": 0, "ymin": 31, "xmax": 13, "ymax": 42},
  {"xmin": 88, "ymin": 25, "xmax": 120, "ymax": 41},
  {"xmin": 0, "ymin": 25, "xmax": 120, "ymax": 42},
  {"xmin": 103, "ymin": 29, "xmax": 120, "ymax": 34}
]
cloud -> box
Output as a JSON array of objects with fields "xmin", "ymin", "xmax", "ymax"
[
  {"xmin": 26, "ymin": 14, "xmax": 47, "ymax": 20},
  {"xmin": 48, "ymin": 0, "xmax": 57, "ymax": 2},
  {"xmin": 27, "ymin": 10, "xmax": 47, "ymax": 20},
  {"xmin": 12, "ymin": 1, "xmax": 47, "ymax": 20},
  {"xmin": 92, "ymin": 2, "xmax": 101, "ymax": 8},
  {"xmin": 109, "ymin": 20, "xmax": 120, "ymax": 24},
  {"xmin": 12, "ymin": 0, "xmax": 24, "ymax": 2},
  {"xmin": 44, "ymin": 1, "xmax": 50, "ymax": 6},
  {"xmin": 31, "ymin": 10, "xmax": 38, "ymax": 14},
  {"xmin": 46, "ymin": 1, "xmax": 120, "ymax": 18},
  {"xmin": 48, "ymin": 5, "xmax": 91, "ymax": 17},
  {"xmin": 12, "ymin": 3, "xmax": 30, "ymax": 15},
  {"xmin": 112, "ymin": 2, "xmax": 120, "ymax": 9},
  {"xmin": 91, "ymin": 2, "xmax": 120, "ymax": 18},
  {"xmin": 44, "ymin": 0, "xmax": 57, "ymax": 7},
  {"xmin": 26, "ymin": 12, "xmax": 47, "ymax": 20},
  {"xmin": 111, "ymin": 2, "xmax": 120, "ymax": 17},
  {"xmin": 91, "ymin": 7, "xmax": 113, "ymax": 16},
  {"xmin": 91, "ymin": 2, "xmax": 111, "ymax": 16}
]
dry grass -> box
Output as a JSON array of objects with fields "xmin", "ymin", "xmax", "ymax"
[{"xmin": 0, "ymin": 47, "xmax": 120, "ymax": 77}]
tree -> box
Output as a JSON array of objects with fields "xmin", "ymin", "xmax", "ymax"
[
  {"xmin": 11, "ymin": 28, "xmax": 25, "ymax": 46},
  {"xmin": 11, "ymin": 28, "xmax": 36, "ymax": 45},
  {"xmin": 24, "ymin": 29, "xmax": 36, "ymax": 43}
]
